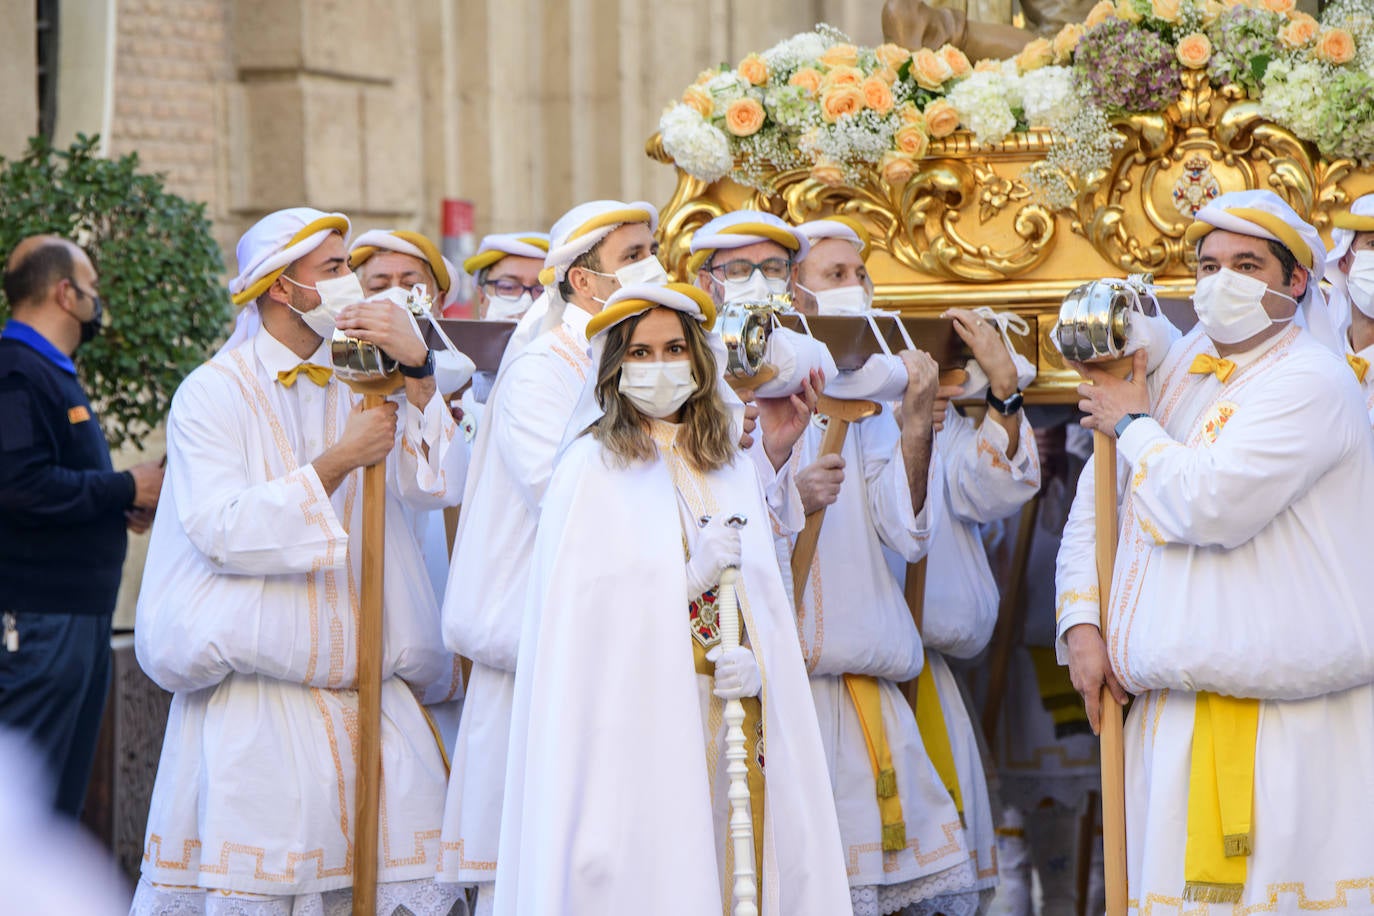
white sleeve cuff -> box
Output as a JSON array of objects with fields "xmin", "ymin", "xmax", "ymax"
[
  {"xmin": 979, "ymin": 412, "xmax": 1035, "ymax": 480},
  {"xmin": 1116, "ymin": 416, "xmax": 1169, "ymax": 465},
  {"xmin": 1054, "ymin": 606, "xmax": 1101, "ymax": 665}
]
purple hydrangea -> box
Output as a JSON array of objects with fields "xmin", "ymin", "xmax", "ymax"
[
  {"xmin": 1073, "ymin": 18, "xmax": 1181, "ymax": 114},
  {"xmin": 1207, "ymin": 6, "xmax": 1284, "ymax": 95}
]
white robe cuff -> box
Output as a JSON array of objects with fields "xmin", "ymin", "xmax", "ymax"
[
  {"xmin": 752, "ymin": 440, "xmax": 805, "ymax": 535},
  {"xmin": 397, "ymin": 392, "xmax": 465, "ymax": 508},
  {"xmin": 978, "ymin": 410, "xmax": 1036, "ymax": 480},
  {"xmin": 1115, "ymin": 415, "xmax": 1171, "ymax": 466},
  {"xmin": 872, "ymin": 436, "xmax": 936, "ymax": 562},
  {"xmin": 1054, "ymin": 605, "xmax": 1101, "ymax": 664}
]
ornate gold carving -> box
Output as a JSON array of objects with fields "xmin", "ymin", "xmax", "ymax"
[{"xmin": 650, "ymin": 66, "xmax": 1374, "ymax": 396}]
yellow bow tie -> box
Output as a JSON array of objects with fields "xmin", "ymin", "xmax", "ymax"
[
  {"xmin": 277, "ymin": 363, "xmax": 333, "ymax": 388},
  {"xmin": 1348, "ymin": 354, "xmax": 1369, "ymax": 383},
  {"xmin": 1189, "ymin": 353, "xmax": 1236, "ymax": 383}
]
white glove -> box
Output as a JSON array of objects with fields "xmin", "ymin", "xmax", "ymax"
[
  {"xmin": 685, "ymin": 515, "xmax": 742, "ymax": 598},
  {"xmin": 706, "ymin": 644, "xmax": 762, "ymax": 700}
]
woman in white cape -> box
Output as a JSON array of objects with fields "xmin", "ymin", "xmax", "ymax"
[{"xmin": 494, "ymin": 282, "xmax": 851, "ymax": 915}]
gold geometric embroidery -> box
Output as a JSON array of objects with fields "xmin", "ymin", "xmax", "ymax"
[
  {"xmin": 845, "ymin": 818, "xmax": 965, "ymax": 876},
  {"xmin": 1055, "ymin": 587, "xmax": 1099, "ymax": 621},
  {"xmin": 1132, "ymin": 874, "xmax": 1374, "ymax": 914}
]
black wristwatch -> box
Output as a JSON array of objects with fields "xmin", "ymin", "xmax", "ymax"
[
  {"xmin": 985, "ymin": 387, "xmax": 1023, "ymax": 416},
  {"xmin": 398, "ymin": 349, "xmax": 435, "ymax": 379},
  {"xmin": 1114, "ymin": 412, "xmax": 1150, "ymax": 438}
]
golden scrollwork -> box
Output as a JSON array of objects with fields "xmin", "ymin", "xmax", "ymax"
[{"xmin": 648, "ymin": 67, "xmax": 1374, "ymax": 396}]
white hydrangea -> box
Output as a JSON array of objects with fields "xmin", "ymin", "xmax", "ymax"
[
  {"xmin": 999, "ymin": 59, "xmax": 1025, "ymax": 112},
  {"xmin": 761, "ymin": 31, "xmax": 832, "ymax": 73},
  {"xmin": 946, "ymin": 72, "xmax": 1017, "ymax": 144},
  {"xmin": 704, "ymin": 71, "xmax": 749, "ymax": 109},
  {"xmin": 1019, "ymin": 66, "xmax": 1077, "ymax": 130},
  {"xmin": 659, "ymin": 104, "xmax": 733, "ymax": 181}
]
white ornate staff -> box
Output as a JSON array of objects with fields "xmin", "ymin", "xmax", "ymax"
[{"xmin": 713, "ymin": 513, "xmax": 757, "ymax": 916}]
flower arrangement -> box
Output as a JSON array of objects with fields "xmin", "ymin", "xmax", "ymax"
[{"xmin": 658, "ymin": 0, "xmax": 1374, "ymax": 206}]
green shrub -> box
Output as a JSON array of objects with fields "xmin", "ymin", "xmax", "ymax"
[{"xmin": 0, "ymin": 134, "xmax": 230, "ymax": 451}]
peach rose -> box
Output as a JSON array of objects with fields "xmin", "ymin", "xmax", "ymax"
[
  {"xmin": 1053, "ymin": 23, "xmax": 1085, "ymax": 61},
  {"xmin": 821, "ymin": 65, "xmax": 865, "ymax": 90},
  {"xmin": 789, "ymin": 67, "xmax": 823, "ymax": 98},
  {"xmin": 1150, "ymin": 0, "xmax": 1181, "ymax": 22},
  {"xmin": 1279, "ymin": 13, "xmax": 1319, "ymax": 47},
  {"xmin": 1085, "ymin": 0, "xmax": 1117, "ymax": 28},
  {"xmin": 924, "ymin": 100, "xmax": 960, "ymax": 138},
  {"xmin": 724, "ymin": 97, "xmax": 766, "ymax": 136},
  {"xmin": 1201, "ymin": 0, "xmax": 1227, "ymax": 23},
  {"xmin": 820, "ymin": 85, "xmax": 866, "ymax": 123},
  {"xmin": 875, "ymin": 42, "xmax": 912, "ymax": 70},
  {"xmin": 1316, "ymin": 27, "xmax": 1356, "ymax": 64},
  {"xmin": 874, "ymin": 66, "xmax": 900, "ymax": 85},
  {"xmin": 811, "ymin": 158, "xmax": 846, "ymax": 187},
  {"xmin": 911, "ymin": 48, "xmax": 955, "ymax": 90},
  {"xmin": 895, "ymin": 124, "xmax": 931, "ymax": 157},
  {"xmin": 1176, "ymin": 32, "xmax": 1212, "ymax": 68},
  {"xmin": 1116, "ymin": 0, "xmax": 1143, "ymax": 23},
  {"xmin": 898, "ymin": 103, "xmax": 926, "ymax": 128},
  {"xmin": 939, "ymin": 44, "xmax": 973, "ymax": 79},
  {"xmin": 973, "ymin": 58, "xmax": 1002, "ymax": 73},
  {"xmin": 820, "ymin": 43, "xmax": 859, "ymax": 68},
  {"xmin": 861, "ymin": 77, "xmax": 896, "ymax": 115},
  {"xmin": 1261, "ymin": 0, "xmax": 1296, "ymax": 13},
  {"xmin": 1016, "ymin": 37, "xmax": 1054, "ymax": 72},
  {"xmin": 737, "ymin": 54, "xmax": 769, "ymax": 86},
  {"xmin": 694, "ymin": 68, "xmax": 717, "ymax": 86},
  {"xmin": 683, "ymin": 86, "xmax": 713, "ymax": 118},
  {"xmin": 881, "ymin": 151, "xmax": 918, "ymax": 185}
]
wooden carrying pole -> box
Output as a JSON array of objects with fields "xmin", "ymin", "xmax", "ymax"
[
  {"xmin": 1093, "ymin": 426, "xmax": 1128, "ymax": 916},
  {"xmin": 901, "ymin": 557, "xmax": 927, "ymax": 710},
  {"xmin": 980, "ymin": 494, "xmax": 1042, "ymax": 746},
  {"xmin": 789, "ymin": 394, "xmax": 881, "ymax": 606},
  {"xmin": 352, "ymin": 393, "xmax": 388, "ymax": 916}
]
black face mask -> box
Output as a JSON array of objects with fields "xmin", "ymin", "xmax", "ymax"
[{"xmin": 72, "ymin": 284, "xmax": 104, "ymax": 345}]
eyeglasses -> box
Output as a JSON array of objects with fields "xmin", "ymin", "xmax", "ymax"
[
  {"xmin": 483, "ymin": 278, "xmax": 543, "ymax": 299},
  {"xmin": 707, "ymin": 257, "xmax": 792, "ymax": 283}
]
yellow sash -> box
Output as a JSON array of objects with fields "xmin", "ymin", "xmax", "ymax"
[
  {"xmin": 843, "ymin": 674, "xmax": 907, "ymax": 851},
  {"xmin": 1029, "ymin": 646, "xmax": 1092, "ymax": 735},
  {"xmin": 914, "ymin": 656, "xmax": 964, "ymax": 819},
  {"xmin": 1183, "ymin": 691, "xmax": 1260, "ymax": 904}
]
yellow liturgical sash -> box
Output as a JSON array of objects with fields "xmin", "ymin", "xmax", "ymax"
[
  {"xmin": 1348, "ymin": 353, "xmax": 1369, "ymax": 382},
  {"xmin": 1183, "ymin": 691, "xmax": 1260, "ymax": 903},
  {"xmin": 843, "ymin": 674, "xmax": 907, "ymax": 851},
  {"xmin": 914, "ymin": 655, "xmax": 964, "ymax": 820}
]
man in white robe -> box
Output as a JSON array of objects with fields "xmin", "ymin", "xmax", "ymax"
[
  {"xmin": 1059, "ymin": 190, "xmax": 1374, "ymax": 910},
  {"xmin": 1325, "ymin": 194, "xmax": 1374, "ymax": 426},
  {"xmin": 132, "ymin": 208, "xmax": 469, "ymax": 915},
  {"xmin": 436, "ymin": 200, "xmax": 668, "ymax": 908},
  {"xmin": 784, "ymin": 216, "xmax": 982, "ymax": 916}
]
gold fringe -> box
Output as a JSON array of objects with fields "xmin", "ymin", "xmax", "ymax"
[
  {"xmin": 876, "ymin": 767, "xmax": 898, "ymax": 798},
  {"xmin": 1183, "ymin": 881, "xmax": 1244, "ymax": 904},
  {"xmin": 881, "ymin": 821, "xmax": 907, "ymax": 853},
  {"xmin": 1223, "ymin": 833, "xmax": 1252, "ymax": 858}
]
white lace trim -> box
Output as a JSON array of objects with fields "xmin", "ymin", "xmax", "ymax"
[
  {"xmin": 130, "ymin": 877, "xmax": 467, "ymax": 916},
  {"xmin": 849, "ymin": 859, "xmax": 981, "ymax": 916}
]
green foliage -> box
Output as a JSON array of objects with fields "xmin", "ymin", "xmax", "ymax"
[{"xmin": 0, "ymin": 134, "xmax": 229, "ymax": 451}]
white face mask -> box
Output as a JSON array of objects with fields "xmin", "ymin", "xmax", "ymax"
[
  {"xmin": 1348, "ymin": 250, "xmax": 1374, "ymax": 320},
  {"xmin": 586, "ymin": 256, "xmax": 670, "ymax": 305},
  {"xmin": 801, "ymin": 282, "xmax": 871, "ymax": 316},
  {"xmin": 485, "ymin": 292, "xmax": 533, "ymax": 320},
  {"xmin": 618, "ymin": 360, "xmax": 696, "ymax": 418},
  {"xmin": 283, "ymin": 272, "xmax": 366, "ymax": 338},
  {"xmin": 716, "ymin": 270, "xmax": 788, "ymax": 305},
  {"xmin": 1192, "ymin": 267, "xmax": 1296, "ymax": 345}
]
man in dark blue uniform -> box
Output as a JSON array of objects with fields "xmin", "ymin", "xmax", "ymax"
[{"xmin": 0, "ymin": 235, "xmax": 164, "ymax": 818}]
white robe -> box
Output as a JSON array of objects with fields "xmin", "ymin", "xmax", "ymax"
[
  {"xmin": 884, "ymin": 409, "xmax": 1040, "ymax": 892},
  {"xmin": 133, "ymin": 329, "xmax": 467, "ymax": 901},
  {"xmin": 788, "ymin": 407, "xmax": 981, "ymax": 913},
  {"xmin": 438, "ymin": 309, "xmax": 803, "ymax": 889},
  {"xmin": 1346, "ymin": 337, "xmax": 1374, "ymax": 427},
  {"xmin": 1055, "ymin": 324, "xmax": 1374, "ymax": 910},
  {"xmin": 437, "ymin": 305, "xmax": 593, "ymax": 888},
  {"xmin": 495, "ymin": 425, "xmax": 853, "ymax": 915}
]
